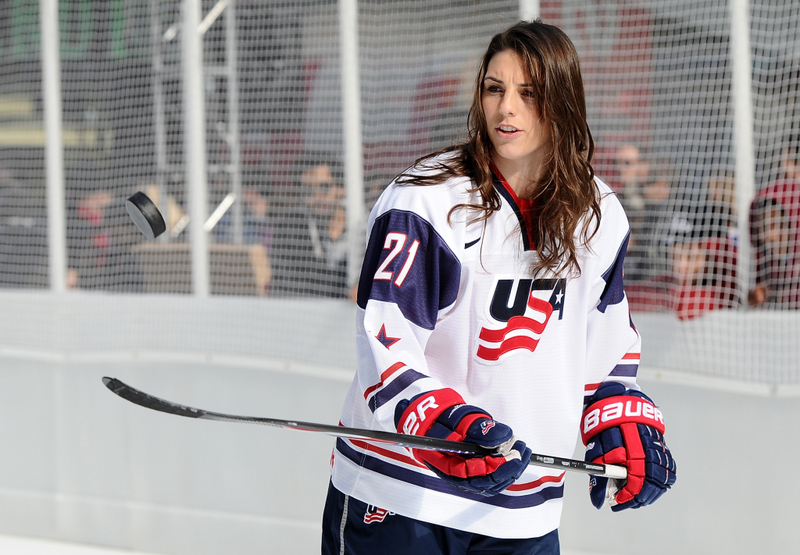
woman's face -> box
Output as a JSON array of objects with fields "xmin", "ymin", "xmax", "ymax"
[
  {"xmin": 481, "ymin": 50, "xmax": 552, "ymax": 181},
  {"xmin": 302, "ymin": 163, "xmax": 343, "ymax": 217},
  {"xmin": 671, "ymin": 241, "xmax": 706, "ymax": 285}
]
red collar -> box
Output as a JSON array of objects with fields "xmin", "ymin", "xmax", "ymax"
[{"xmin": 489, "ymin": 160, "xmax": 537, "ymax": 249}]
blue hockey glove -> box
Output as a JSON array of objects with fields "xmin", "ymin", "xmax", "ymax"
[
  {"xmin": 581, "ymin": 382, "xmax": 677, "ymax": 511},
  {"xmin": 395, "ymin": 388, "xmax": 532, "ymax": 497}
]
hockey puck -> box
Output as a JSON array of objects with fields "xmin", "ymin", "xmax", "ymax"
[{"xmin": 125, "ymin": 191, "xmax": 167, "ymax": 239}]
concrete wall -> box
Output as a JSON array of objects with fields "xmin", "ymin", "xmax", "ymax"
[{"xmin": 0, "ymin": 293, "xmax": 797, "ymax": 554}]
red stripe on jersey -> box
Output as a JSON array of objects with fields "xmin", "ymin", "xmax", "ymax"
[
  {"xmin": 478, "ymin": 314, "xmax": 548, "ymax": 342},
  {"xmin": 348, "ymin": 439, "xmax": 566, "ymax": 493},
  {"xmin": 506, "ymin": 472, "xmax": 565, "ymax": 492},
  {"xmin": 584, "ymin": 352, "xmax": 640, "ymax": 393},
  {"xmin": 348, "ymin": 439, "xmax": 566, "ymax": 496},
  {"xmin": 477, "ymin": 335, "xmax": 541, "ymax": 361},
  {"xmin": 584, "ymin": 382, "xmax": 603, "ymax": 398},
  {"xmin": 363, "ymin": 361, "xmax": 406, "ymax": 399},
  {"xmin": 348, "ymin": 439, "xmax": 426, "ymax": 468}
]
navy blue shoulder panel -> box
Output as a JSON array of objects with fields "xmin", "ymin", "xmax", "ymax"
[
  {"xmin": 357, "ymin": 209, "xmax": 461, "ymax": 330},
  {"xmin": 597, "ymin": 232, "xmax": 629, "ymax": 313}
]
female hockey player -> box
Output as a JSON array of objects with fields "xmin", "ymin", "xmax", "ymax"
[{"xmin": 321, "ymin": 19, "xmax": 676, "ymax": 554}]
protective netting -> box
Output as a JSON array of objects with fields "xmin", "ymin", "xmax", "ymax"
[
  {"xmin": 0, "ymin": 1, "xmax": 48, "ymax": 288},
  {"xmin": 549, "ymin": 0, "xmax": 798, "ymax": 381},
  {"xmin": 563, "ymin": 0, "xmax": 799, "ymax": 320},
  {"xmin": 558, "ymin": 1, "xmax": 741, "ymax": 319},
  {"xmin": 0, "ymin": 0, "xmax": 798, "ymax": 384}
]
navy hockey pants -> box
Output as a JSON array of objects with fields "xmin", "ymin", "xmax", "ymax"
[{"xmin": 321, "ymin": 481, "xmax": 560, "ymax": 555}]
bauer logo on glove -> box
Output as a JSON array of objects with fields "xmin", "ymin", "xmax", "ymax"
[
  {"xmin": 582, "ymin": 397, "xmax": 665, "ymax": 439},
  {"xmin": 581, "ymin": 382, "xmax": 677, "ymax": 511}
]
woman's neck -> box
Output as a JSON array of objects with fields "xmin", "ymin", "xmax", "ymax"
[{"xmin": 490, "ymin": 155, "xmax": 545, "ymax": 199}]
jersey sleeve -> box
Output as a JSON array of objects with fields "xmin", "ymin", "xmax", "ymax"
[
  {"xmin": 353, "ymin": 185, "xmax": 464, "ymax": 432},
  {"xmin": 583, "ymin": 190, "xmax": 643, "ymax": 401}
]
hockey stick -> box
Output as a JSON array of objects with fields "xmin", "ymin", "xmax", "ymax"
[{"xmin": 102, "ymin": 377, "xmax": 627, "ymax": 479}]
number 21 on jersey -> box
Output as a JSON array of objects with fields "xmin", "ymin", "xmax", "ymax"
[{"xmin": 374, "ymin": 232, "xmax": 420, "ymax": 287}]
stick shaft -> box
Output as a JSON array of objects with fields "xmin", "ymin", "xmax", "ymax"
[{"xmin": 103, "ymin": 377, "xmax": 626, "ymax": 479}]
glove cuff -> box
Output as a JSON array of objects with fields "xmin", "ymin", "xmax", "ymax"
[
  {"xmin": 581, "ymin": 395, "xmax": 665, "ymax": 445},
  {"xmin": 397, "ymin": 388, "xmax": 465, "ymax": 437}
]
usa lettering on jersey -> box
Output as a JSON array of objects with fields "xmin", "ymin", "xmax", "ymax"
[{"xmin": 477, "ymin": 278, "xmax": 566, "ymax": 361}]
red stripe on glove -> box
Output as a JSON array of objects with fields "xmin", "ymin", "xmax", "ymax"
[
  {"xmin": 421, "ymin": 450, "xmax": 507, "ymax": 479},
  {"xmin": 396, "ymin": 388, "xmax": 465, "ymax": 437}
]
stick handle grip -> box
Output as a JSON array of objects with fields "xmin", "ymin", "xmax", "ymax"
[{"xmin": 602, "ymin": 464, "xmax": 628, "ymax": 480}]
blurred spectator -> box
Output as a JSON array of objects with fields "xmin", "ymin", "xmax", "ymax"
[
  {"xmin": 626, "ymin": 169, "xmax": 740, "ymax": 319},
  {"xmin": 67, "ymin": 188, "xmax": 144, "ymax": 291},
  {"xmin": 778, "ymin": 138, "xmax": 800, "ymax": 183},
  {"xmin": 664, "ymin": 172, "xmax": 741, "ymax": 319},
  {"xmin": 748, "ymin": 186, "xmax": 800, "ymax": 309},
  {"xmin": 613, "ymin": 143, "xmax": 648, "ymax": 212},
  {"xmin": 748, "ymin": 136, "xmax": 800, "ymax": 309},
  {"xmin": 702, "ymin": 173, "xmax": 739, "ymax": 244},
  {"xmin": 213, "ymin": 186, "xmax": 274, "ymax": 248},
  {"xmin": 269, "ymin": 154, "xmax": 350, "ymax": 298},
  {"xmin": 613, "ymin": 144, "xmax": 649, "ymax": 203},
  {"xmin": 614, "ymin": 146, "xmax": 678, "ymax": 312},
  {"xmin": 666, "ymin": 171, "xmax": 739, "ymax": 250},
  {"xmin": 0, "ymin": 168, "xmax": 48, "ymax": 288},
  {"xmin": 613, "ymin": 143, "xmax": 675, "ymax": 283},
  {"xmin": 668, "ymin": 233, "xmax": 738, "ymax": 321},
  {"xmin": 636, "ymin": 157, "xmax": 676, "ymax": 277},
  {"xmin": 613, "ymin": 143, "xmax": 648, "ymax": 281}
]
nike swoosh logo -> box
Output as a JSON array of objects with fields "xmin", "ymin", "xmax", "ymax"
[{"xmin": 465, "ymin": 237, "xmax": 481, "ymax": 249}]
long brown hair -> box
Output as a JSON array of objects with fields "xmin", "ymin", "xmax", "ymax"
[{"xmin": 396, "ymin": 19, "xmax": 601, "ymax": 277}]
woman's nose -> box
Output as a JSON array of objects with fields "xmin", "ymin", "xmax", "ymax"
[{"xmin": 499, "ymin": 92, "xmax": 516, "ymax": 117}]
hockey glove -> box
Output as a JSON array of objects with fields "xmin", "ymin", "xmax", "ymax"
[
  {"xmin": 581, "ymin": 382, "xmax": 677, "ymax": 511},
  {"xmin": 395, "ymin": 388, "xmax": 531, "ymax": 497}
]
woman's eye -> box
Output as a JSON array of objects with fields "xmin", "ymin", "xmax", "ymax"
[
  {"xmin": 522, "ymin": 89, "xmax": 535, "ymax": 98},
  {"xmin": 486, "ymin": 85, "xmax": 502, "ymax": 94}
]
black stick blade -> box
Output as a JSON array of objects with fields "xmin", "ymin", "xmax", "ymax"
[
  {"xmin": 125, "ymin": 191, "xmax": 166, "ymax": 239},
  {"xmin": 103, "ymin": 377, "xmax": 204, "ymax": 419}
]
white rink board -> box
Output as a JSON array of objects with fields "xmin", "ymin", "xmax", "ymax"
[{"xmin": 0, "ymin": 293, "xmax": 797, "ymax": 554}]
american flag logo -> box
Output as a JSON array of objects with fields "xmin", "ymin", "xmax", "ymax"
[
  {"xmin": 364, "ymin": 505, "xmax": 394, "ymax": 524},
  {"xmin": 480, "ymin": 420, "xmax": 496, "ymax": 435},
  {"xmin": 477, "ymin": 292, "xmax": 554, "ymax": 361}
]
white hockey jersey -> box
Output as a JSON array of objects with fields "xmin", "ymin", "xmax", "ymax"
[{"xmin": 330, "ymin": 155, "xmax": 641, "ymax": 539}]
